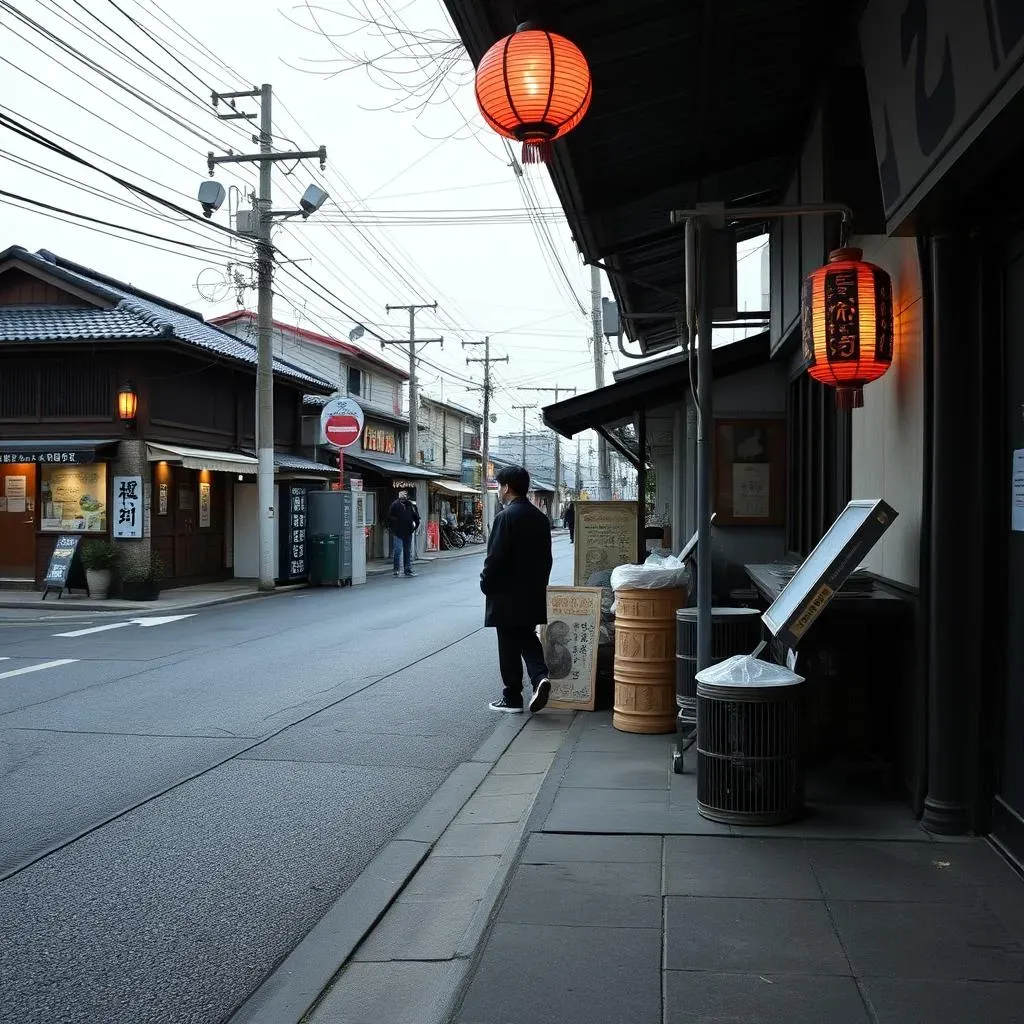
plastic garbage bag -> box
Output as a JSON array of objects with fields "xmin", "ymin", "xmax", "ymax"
[
  {"xmin": 610, "ymin": 551, "xmax": 689, "ymax": 592},
  {"xmin": 695, "ymin": 653, "xmax": 804, "ymax": 689}
]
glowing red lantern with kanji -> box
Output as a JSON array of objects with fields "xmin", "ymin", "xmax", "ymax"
[
  {"xmin": 474, "ymin": 23, "xmax": 592, "ymax": 165},
  {"xmin": 801, "ymin": 247, "xmax": 894, "ymax": 408}
]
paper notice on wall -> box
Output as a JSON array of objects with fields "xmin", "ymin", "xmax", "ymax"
[
  {"xmin": 1013, "ymin": 450, "xmax": 1024, "ymax": 532},
  {"xmin": 733, "ymin": 462, "xmax": 770, "ymax": 518}
]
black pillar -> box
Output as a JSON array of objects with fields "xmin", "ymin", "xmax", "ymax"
[
  {"xmin": 637, "ymin": 411, "xmax": 647, "ymax": 563},
  {"xmin": 922, "ymin": 232, "xmax": 984, "ymax": 835}
]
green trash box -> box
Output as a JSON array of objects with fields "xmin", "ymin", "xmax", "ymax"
[{"xmin": 309, "ymin": 533, "xmax": 341, "ymax": 586}]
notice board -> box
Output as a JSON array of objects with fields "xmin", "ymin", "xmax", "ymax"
[
  {"xmin": 541, "ymin": 586, "xmax": 602, "ymax": 711},
  {"xmin": 573, "ymin": 500, "xmax": 638, "ymax": 586},
  {"xmin": 42, "ymin": 535, "xmax": 89, "ymax": 599}
]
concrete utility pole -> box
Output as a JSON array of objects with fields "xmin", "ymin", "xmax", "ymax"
[
  {"xmin": 512, "ymin": 405, "xmax": 536, "ymax": 467},
  {"xmin": 523, "ymin": 386, "xmax": 576, "ymax": 520},
  {"xmin": 383, "ymin": 303, "xmax": 442, "ymax": 465},
  {"xmin": 575, "ymin": 439, "xmax": 582, "ymax": 497},
  {"xmin": 591, "ymin": 264, "xmax": 611, "ymax": 500},
  {"xmin": 465, "ymin": 336, "xmax": 508, "ymax": 537},
  {"xmin": 207, "ymin": 84, "xmax": 327, "ymax": 591}
]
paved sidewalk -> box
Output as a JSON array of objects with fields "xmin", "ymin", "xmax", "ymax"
[
  {"xmin": 447, "ymin": 712, "xmax": 1024, "ymax": 1024},
  {"xmin": 367, "ymin": 542, "xmax": 485, "ymax": 577}
]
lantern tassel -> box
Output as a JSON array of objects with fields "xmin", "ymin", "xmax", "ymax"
[{"xmin": 522, "ymin": 141, "xmax": 552, "ymax": 165}]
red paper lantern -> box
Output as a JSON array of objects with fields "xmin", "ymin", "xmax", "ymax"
[
  {"xmin": 474, "ymin": 23, "xmax": 592, "ymax": 164},
  {"xmin": 801, "ymin": 247, "xmax": 894, "ymax": 409}
]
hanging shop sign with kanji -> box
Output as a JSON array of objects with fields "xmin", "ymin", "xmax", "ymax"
[
  {"xmin": 278, "ymin": 484, "xmax": 309, "ymax": 581},
  {"xmin": 112, "ymin": 475, "xmax": 143, "ymax": 539}
]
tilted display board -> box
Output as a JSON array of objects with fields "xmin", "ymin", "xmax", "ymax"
[
  {"xmin": 573, "ymin": 500, "xmax": 639, "ymax": 586},
  {"xmin": 541, "ymin": 586, "xmax": 602, "ymax": 711},
  {"xmin": 762, "ymin": 498, "xmax": 898, "ymax": 648}
]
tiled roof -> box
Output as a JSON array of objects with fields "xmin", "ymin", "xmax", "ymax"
[
  {"xmin": 0, "ymin": 305, "xmax": 158, "ymax": 341},
  {"xmin": 273, "ymin": 453, "xmax": 336, "ymax": 474},
  {"xmin": 0, "ymin": 247, "xmax": 333, "ymax": 391}
]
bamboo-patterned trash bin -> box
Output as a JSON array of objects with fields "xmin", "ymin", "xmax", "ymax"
[{"xmin": 613, "ymin": 587, "xmax": 686, "ymax": 734}]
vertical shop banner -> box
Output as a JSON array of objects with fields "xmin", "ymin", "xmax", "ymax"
[
  {"xmin": 279, "ymin": 485, "xmax": 309, "ymax": 580},
  {"xmin": 198, "ymin": 482, "xmax": 212, "ymax": 529},
  {"xmin": 112, "ymin": 475, "xmax": 143, "ymax": 539}
]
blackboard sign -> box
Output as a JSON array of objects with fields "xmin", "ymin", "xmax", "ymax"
[
  {"xmin": 278, "ymin": 485, "xmax": 309, "ymax": 581},
  {"xmin": 42, "ymin": 535, "xmax": 89, "ymax": 600}
]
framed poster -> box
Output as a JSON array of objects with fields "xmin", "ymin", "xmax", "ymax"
[
  {"xmin": 713, "ymin": 418, "xmax": 786, "ymax": 526},
  {"xmin": 112, "ymin": 475, "xmax": 143, "ymax": 539},
  {"xmin": 573, "ymin": 500, "xmax": 639, "ymax": 586},
  {"xmin": 541, "ymin": 587, "xmax": 603, "ymax": 711},
  {"xmin": 198, "ymin": 481, "xmax": 211, "ymax": 529}
]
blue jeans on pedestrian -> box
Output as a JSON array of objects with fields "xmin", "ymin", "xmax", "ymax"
[{"xmin": 393, "ymin": 534, "xmax": 413, "ymax": 574}]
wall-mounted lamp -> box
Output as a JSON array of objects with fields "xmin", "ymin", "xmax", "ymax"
[{"xmin": 117, "ymin": 382, "xmax": 138, "ymax": 427}]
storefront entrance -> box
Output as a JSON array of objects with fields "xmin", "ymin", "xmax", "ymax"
[
  {"xmin": 151, "ymin": 463, "xmax": 225, "ymax": 582},
  {"xmin": 994, "ymin": 231, "xmax": 1024, "ymax": 860},
  {"xmin": 0, "ymin": 463, "xmax": 36, "ymax": 579}
]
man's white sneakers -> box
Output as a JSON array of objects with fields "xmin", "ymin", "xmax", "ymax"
[
  {"xmin": 529, "ymin": 678, "xmax": 551, "ymax": 713},
  {"xmin": 488, "ymin": 698, "xmax": 524, "ymax": 713}
]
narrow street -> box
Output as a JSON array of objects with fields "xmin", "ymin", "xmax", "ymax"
[{"xmin": 0, "ymin": 536, "xmax": 572, "ymax": 1024}]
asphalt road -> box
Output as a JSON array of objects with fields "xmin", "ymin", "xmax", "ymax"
[{"xmin": 0, "ymin": 536, "xmax": 573, "ymax": 1024}]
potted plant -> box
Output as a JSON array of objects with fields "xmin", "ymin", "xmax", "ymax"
[
  {"xmin": 80, "ymin": 539, "xmax": 118, "ymax": 599},
  {"xmin": 120, "ymin": 552, "xmax": 165, "ymax": 602}
]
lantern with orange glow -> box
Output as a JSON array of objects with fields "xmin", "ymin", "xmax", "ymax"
[
  {"xmin": 801, "ymin": 248, "xmax": 894, "ymax": 409},
  {"xmin": 474, "ymin": 22, "xmax": 592, "ymax": 165},
  {"xmin": 117, "ymin": 382, "xmax": 138, "ymax": 426}
]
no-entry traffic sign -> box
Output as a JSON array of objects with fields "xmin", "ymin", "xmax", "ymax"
[{"xmin": 320, "ymin": 396, "xmax": 365, "ymax": 450}]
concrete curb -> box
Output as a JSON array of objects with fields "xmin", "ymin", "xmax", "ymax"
[
  {"xmin": 227, "ymin": 713, "xmax": 531, "ymax": 1024},
  {"xmin": 0, "ymin": 586, "xmax": 304, "ymax": 614}
]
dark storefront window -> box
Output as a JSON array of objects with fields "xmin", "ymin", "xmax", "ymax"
[{"xmin": 786, "ymin": 373, "xmax": 851, "ymax": 557}]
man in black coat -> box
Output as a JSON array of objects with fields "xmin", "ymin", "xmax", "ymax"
[
  {"xmin": 563, "ymin": 500, "xmax": 575, "ymax": 543},
  {"xmin": 480, "ymin": 465, "xmax": 553, "ymax": 713},
  {"xmin": 387, "ymin": 489, "xmax": 420, "ymax": 578}
]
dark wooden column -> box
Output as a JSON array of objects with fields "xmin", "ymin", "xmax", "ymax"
[{"xmin": 636, "ymin": 410, "xmax": 647, "ymax": 563}]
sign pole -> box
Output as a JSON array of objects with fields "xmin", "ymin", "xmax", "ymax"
[{"xmin": 338, "ymin": 450, "xmax": 344, "ymax": 492}]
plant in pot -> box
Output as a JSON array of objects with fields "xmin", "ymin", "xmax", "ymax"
[
  {"xmin": 120, "ymin": 552, "xmax": 165, "ymax": 602},
  {"xmin": 80, "ymin": 539, "xmax": 118, "ymax": 599}
]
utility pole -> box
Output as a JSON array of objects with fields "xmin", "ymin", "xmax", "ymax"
[
  {"xmin": 465, "ymin": 336, "xmax": 508, "ymax": 536},
  {"xmin": 523, "ymin": 386, "xmax": 576, "ymax": 520},
  {"xmin": 512, "ymin": 405, "xmax": 536, "ymax": 467},
  {"xmin": 207, "ymin": 85, "xmax": 327, "ymax": 591},
  {"xmin": 383, "ymin": 303, "xmax": 443, "ymax": 465},
  {"xmin": 575, "ymin": 439, "xmax": 582, "ymax": 498},
  {"xmin": 591, "ymin": 265, "xmax": 611, "ymax": 500}
]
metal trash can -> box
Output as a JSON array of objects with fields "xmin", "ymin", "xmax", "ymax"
[
  {"xmin": 675, "ymin": 607, "xmax": 762, "ymax": 728},
  {"xmin": 308, "ymin": 533, "xmax": 341, "ymax": 586},
  {"xmin": 695, "ymin": 656, "xmax": 804, "ymax": 825}
]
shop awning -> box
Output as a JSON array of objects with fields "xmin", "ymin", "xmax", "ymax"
[
  {"xmin": 345, "ymin": 453, "xmax": 436, "ymax": 481},
  {"xmin": 146, "ymin": 443, "xmax": 258, "ymax": 475},
  {"xmin": 431, "ymin": 479, "xmax": 478, "ymax": 496},
  {"xmin": 0, "ymin": 439, "xmax": 118, "ymax": 465},
  {"xmin": 273, "ymin": 454, "xmax": 337, "ymax": 477}
]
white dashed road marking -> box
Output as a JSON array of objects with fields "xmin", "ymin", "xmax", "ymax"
[{"xmin": 0, "ymin": 659, "xmax": 78, "ymax": 680}]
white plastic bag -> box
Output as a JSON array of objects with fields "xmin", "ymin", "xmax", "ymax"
[
  {"xmin": 694, "ymin": 653, "xmax": 804, "ymax": 689},
  {"xmin": 609, "ymin": 552, "xmax": 690, "ymax": 612}
]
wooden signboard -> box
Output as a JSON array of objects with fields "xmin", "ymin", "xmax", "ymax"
[
  {"xmin": 41, "ymin": 534, "xmax": 89, "ymax": 600},
  {"xmin": 573, "ymin": 500, "xmax": 639, "ymax": 586},
  {"xmin": 541, "ymin": 586, "xmax": 602, "ymax": 711}
]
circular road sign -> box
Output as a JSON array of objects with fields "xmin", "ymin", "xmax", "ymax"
[{"xmin": 320, "ymin": 396, "xmax": 365, "ymax": 450}]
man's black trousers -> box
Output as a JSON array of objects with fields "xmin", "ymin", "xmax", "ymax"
[{"xmin": 496, "ymin": 626, "xmax": 549, "ymax": 706}]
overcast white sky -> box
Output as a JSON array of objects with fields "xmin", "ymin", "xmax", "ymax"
[{"xmin": 0, "ymin": 0, "xmax": 765, "ymax": 459}]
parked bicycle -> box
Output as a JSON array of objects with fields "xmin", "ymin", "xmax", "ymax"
[
  {"xmin": 440, "ymin": 515, "xmax": 466, "ymax": 549},
  {"xmin": 459, "ymin": 516, "xmax": 486, "ymax": 544}
]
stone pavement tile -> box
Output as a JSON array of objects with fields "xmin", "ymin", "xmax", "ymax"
[
  {"xmin": 664, "ymin": 897, "xmax": 849, "ymax": 974},
  {"xmin": 309, "ymin": 960, "xmax": 463, "ymax": 1024},
  {"xmin": 664, "ymin": 837, "xmax": 821, "ymax": 899},
  {"xmin": 491, "ymin": 750, "xmax": 554, "ymax": 775},
  {"xmin": 522, "ymin": 833, "xmax": 662, "ymax": 864},
  {"xmin": 862, "ymin": 978, "xmax": 1024, "ymax": 1024},
  {"xmin": 732, "ymin": 800, "xmax": 928, "ymax": 841},
  {"xmin": 664, "ymin": 972, "xmax": 870, "ymax": 1024},
  {"xmin": 452, "ymin": 792, "xmax": 533, "ymax": 825},
  {"xmin": 575, "ymin": 723, "xmax": 676, "ymax": 754},
  {"xmin": 401, "ymin": 855, "xmax": 501, "ymax": 901},
  {"xmin": 806, "ymin": 840, "xmax": 987, "ymax": 903},
  {"xmin": 545, "ymin": 786, "xmax": 729, "ymax": 835},
  {"xmin": 978, "ymin": 883, "xmax": 1024, "ymax": 945},
  {"xmin": 508, "ymin": 728, "xmax": 570, "ymax": 753},
  {"xmin": 499, "ymin": 861, "xmax": 661, "ymax": 929},
  {"xmin": 476, "ymin": 773, "xmax": 541, "ymax": 797},
  {"xmin": 454, "ymin": 923, "xmax": 661, "ymax": 1024},
  {"xmin": 352, "ymin": 896, "xmax": 480, "ymax": 961},
  {"xmin": 938, "ymin": 840, "xmax": 1024, "ymax": 888},
  {"xmin": 830, "ymin": 900, "xmax": 1024, "ymax": 981},
  {"xmin": 560, "ymin": 750, "xmax": 669, "ymax": 790},
  {"xmin": 433, "ymin": 822, "xmax": 517, "ymax": 858}
]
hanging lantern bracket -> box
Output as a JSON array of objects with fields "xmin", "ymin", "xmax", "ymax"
[{"xmin": 669, "ymin": 202, "xmax": 854, "ymax": 247}]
